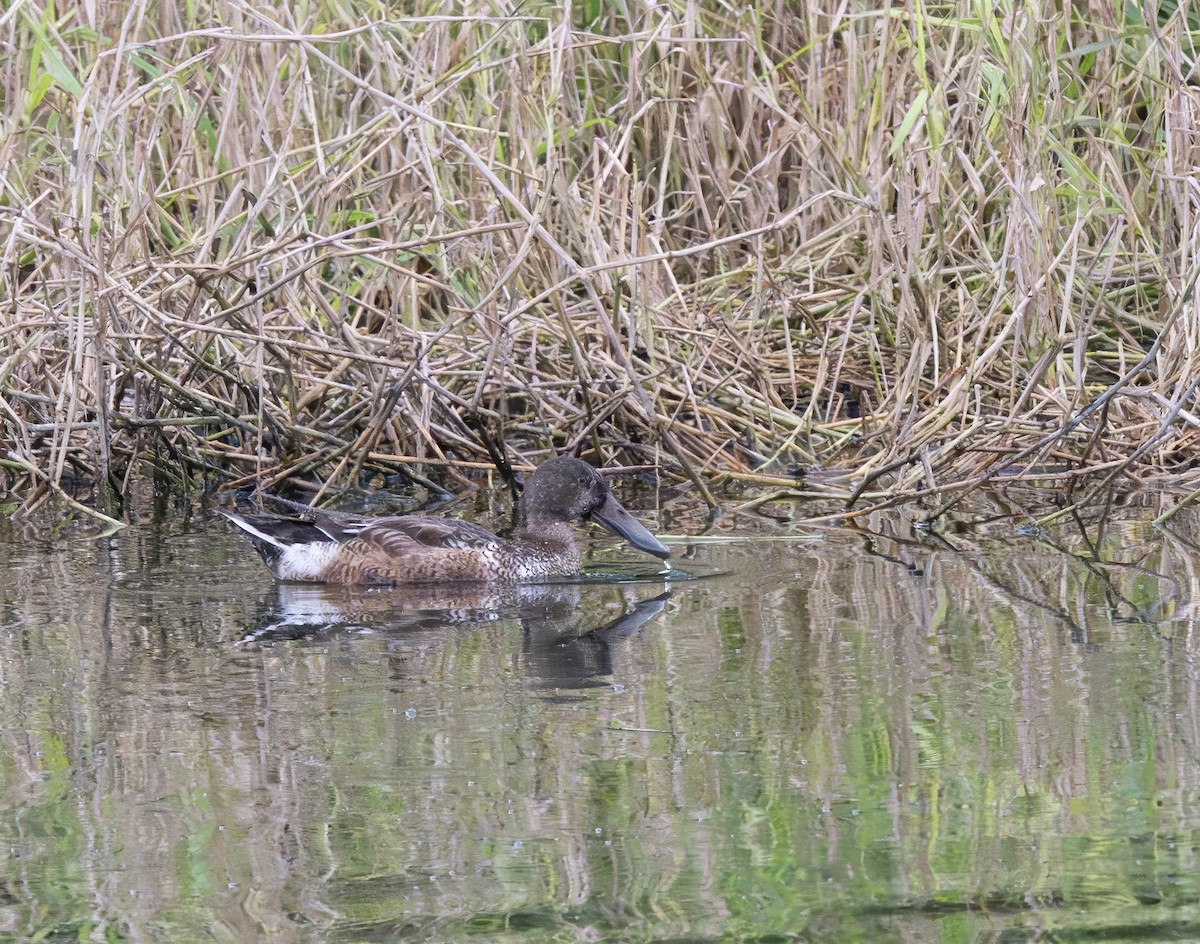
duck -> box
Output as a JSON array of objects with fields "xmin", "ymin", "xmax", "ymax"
[{"xmin": 221, "ymin": 455, "xmax": 670, "ymax": 585}]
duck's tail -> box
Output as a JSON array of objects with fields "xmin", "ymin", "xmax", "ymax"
[{"xmin": 221, "ymin": 510, "xmax": 342, "ymax": 581}]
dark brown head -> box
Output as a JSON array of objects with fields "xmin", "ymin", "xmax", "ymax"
[{"xmin": 519, "ymin": 456, "xmax": 670, "ymax": 559}]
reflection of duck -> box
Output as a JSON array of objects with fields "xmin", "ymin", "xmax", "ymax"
[
  {"xmin": 238, "ymin": 581, "xmax": 589, "ymax": 641},
  {"xmin": 523, "ymin": 590, "xmax": 672, "ymax": 689},
  {"xmin": 222, "ymin": 457, "xmax": 670, "ymax": 585},
  {"xmin": 236, "ymin": 580, "xmax": 672, "ymax": 689}
]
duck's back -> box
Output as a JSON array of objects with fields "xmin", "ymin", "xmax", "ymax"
[{"xmin": 223, "ymin": 510, "xmax": 578, "ymax": 585}]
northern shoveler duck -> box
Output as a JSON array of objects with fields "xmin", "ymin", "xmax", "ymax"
[{"xmin": 222, "ymin": 456, "xmax": 670, "ymax": 585}]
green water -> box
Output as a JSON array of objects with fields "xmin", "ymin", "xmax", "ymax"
[{"xmin": 2, "ymin": 495, "xmax": 1200, "ymax": 942}]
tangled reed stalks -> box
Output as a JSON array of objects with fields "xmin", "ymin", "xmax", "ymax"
[{"xmin": 2, "ymin": 2, "xmax": 1199, "ymax": 520}]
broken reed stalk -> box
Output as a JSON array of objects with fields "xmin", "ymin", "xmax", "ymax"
[{"xmin": 2, "ymin": 1, "xmax": 1200, "ymax": 519}]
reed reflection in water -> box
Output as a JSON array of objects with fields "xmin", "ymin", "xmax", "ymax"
[{"xmin": 1, "ymin": 496, "xmax": 1200, "ymax": 942}]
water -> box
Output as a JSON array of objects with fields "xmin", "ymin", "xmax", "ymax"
[{"xmin": 2, "ymin": 493, "xmax": 1200, "ymax": 942}]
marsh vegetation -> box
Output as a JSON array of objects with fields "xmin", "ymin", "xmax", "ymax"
[{"xmin": 2, "ymin": 1, "xmax": 1198, "ymax": 518}]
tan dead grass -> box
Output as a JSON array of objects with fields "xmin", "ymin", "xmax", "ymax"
[{"xmin": 2, "ymin": 1, "xmax": 1199, "ymax": 520}]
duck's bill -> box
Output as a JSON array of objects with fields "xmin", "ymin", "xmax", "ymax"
[{"xmin": 592, "ymin": 493, "xmax": 671, "ymax": 559}]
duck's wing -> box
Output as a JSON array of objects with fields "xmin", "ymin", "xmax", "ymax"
[
  {"xmin": 324, "ymin": 516, "xmax": 514, "ymax": 585},
  {"xmin": 346, "ymin": 515, "xmax": 506, "ymax": 552},
  {"xmin": 225, "ymin": 507, "xmax": 512, "ymax": 584}
]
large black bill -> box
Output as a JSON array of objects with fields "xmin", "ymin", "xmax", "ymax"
[{"xmin": 591, "ymin": 492, "xmax": 670, "ymax": 559}]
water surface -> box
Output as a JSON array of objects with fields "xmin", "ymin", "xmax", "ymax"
[{"xmin": 2, "ymin": 493, "xmax": 1200, "ymax": 942}]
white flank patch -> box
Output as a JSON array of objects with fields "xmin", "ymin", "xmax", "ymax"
[{"xmin": 277, "ymin": 541, "xmax": 342, "ymax": 581}]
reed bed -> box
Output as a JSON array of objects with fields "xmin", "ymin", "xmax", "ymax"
[{"xmin": 2, "ymin": 0, "xmax": 1199, "ymax": 519}]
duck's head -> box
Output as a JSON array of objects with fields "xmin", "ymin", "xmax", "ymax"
[{"xmin": 520, "ymin": 456, "xmax": 670, "ymax": 559}]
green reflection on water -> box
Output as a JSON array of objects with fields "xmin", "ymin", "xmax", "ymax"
[{"xmin": 1, "ymin": 504, "xmax": 1200, "ymax": 942}]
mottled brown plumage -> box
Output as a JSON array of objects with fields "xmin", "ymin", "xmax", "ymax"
[{"xmin": 222, "ymin": 456, "xmax": 669, "ymax": 585}]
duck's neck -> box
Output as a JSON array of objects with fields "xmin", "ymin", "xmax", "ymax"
[
  {"xmin": 518, "ymin": 513, "xmax": 578, "ymax": 549},
  {"xmin": 516, "ymin": 516, "xmax": 580, "ymax": 556}
]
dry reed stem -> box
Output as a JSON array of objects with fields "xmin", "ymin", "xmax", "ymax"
[{"xmin": 2, "ymin": 1, "xmax": 1199, "ymax": 517}]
